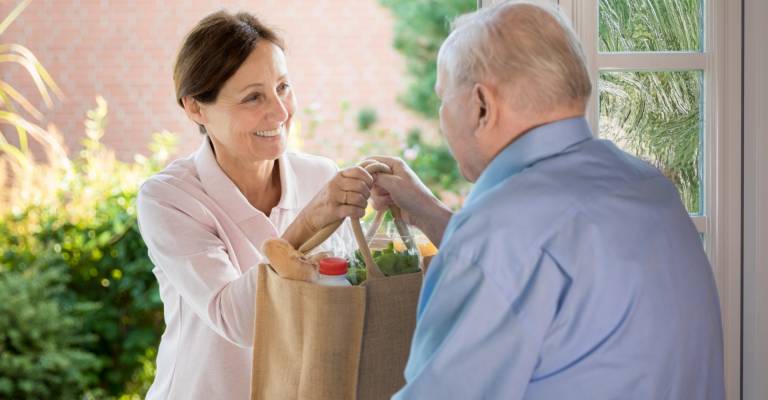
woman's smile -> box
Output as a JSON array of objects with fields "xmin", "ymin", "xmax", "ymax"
[{"xmin": 254, "ymin": 125, "xmax": 284, "ymax": 138}]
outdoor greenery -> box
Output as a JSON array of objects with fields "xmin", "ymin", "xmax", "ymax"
[
  {"xmin": 599, "ymin": 0, "xmax": 703, "ymax": 212},
  {"xmin": 0, "ymin": 263, "xmax": 101, "ymax": 399},
  {"xmin": 1, "ymin": 0, "xmax": 704, "ymax": 398},
  {"xmin": 1, "ymin": 3, "xmax": 175, "ymax": 398},
  {"xmin": 379, "ymin": 0, "xmax": 476, "ymax": 203},
  {"xmin": 0, "ymin": 95, "xmax": 176, "ymax": 398}
]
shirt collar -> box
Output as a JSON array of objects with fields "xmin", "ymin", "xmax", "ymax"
[
  {"xmin": 193, "ymin": 137, "xmax": 300, "ymax": 223},
  {"xmin": 464, "ymin": 117, "xmax": 593, "ymax": 207}
]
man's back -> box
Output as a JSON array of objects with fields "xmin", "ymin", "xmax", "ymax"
[{"xmin": 396, "ymin": 118, "xmax": 724, "ymax": 399}]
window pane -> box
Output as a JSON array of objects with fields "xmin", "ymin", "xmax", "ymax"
[
  {"xmin": 599, "ymin": 0, "xmax": 703, "ymax": 52},
  {"xmin": 599, "ymin": 70, "xmax": 703, "ymax": 214}
]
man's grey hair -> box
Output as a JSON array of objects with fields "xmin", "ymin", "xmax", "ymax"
[{"xmin": 439, "ymin": 0, "xmax": 592, "ymax": 111}]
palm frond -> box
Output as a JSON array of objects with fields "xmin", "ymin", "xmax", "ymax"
[
  {"xmin": 0, "ymin": 0, "xmax": 30, "ymax": 36},
  {"xmin": 599, "ymin": 0, "xmax": 702, "ymax": 212}
]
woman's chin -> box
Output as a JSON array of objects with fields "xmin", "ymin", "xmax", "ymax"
[{"xmin": 248, "ymin": 134, "xmax": 287, "ymax": 160}]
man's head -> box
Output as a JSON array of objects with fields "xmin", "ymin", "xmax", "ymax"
[{"xmin": 436, "ymin": 1, "xmax": 592, "ymax": 181}]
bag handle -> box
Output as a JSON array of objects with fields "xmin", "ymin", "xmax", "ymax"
[{"xmin": 297, "ymin": 162, "xmax": 419, "ymax": 280}]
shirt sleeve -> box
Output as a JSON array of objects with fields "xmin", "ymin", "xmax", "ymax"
[
  {"xmin": 136, "ymin": 185, "xmax": 260, "ymax": 348},
  {"xmin": 394, "ymin": 248, "xmax": 568, "ymax": 399}
]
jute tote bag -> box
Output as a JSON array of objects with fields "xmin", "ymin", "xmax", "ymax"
[{"xmin": 251, "ymin": 213, "xmax": 423, "ymax": 400}]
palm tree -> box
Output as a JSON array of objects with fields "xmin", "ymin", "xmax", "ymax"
[{"xmin": 598, "ymin": 0, "xmax": 702, "ymax": 213}]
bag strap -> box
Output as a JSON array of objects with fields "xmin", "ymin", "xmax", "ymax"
[{"xmin": 297, "ymin": 162, "xmax": 419, "ymax": 280}]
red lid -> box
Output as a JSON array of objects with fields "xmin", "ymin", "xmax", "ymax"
[{"xmin": 319, "ymin": 257, "xmax": 349, "ymax": 275}]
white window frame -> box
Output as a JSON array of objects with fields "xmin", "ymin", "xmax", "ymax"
[
  {"xmin": 743, "ymin": 0, "xmax": 768, "ymax": 398},
  {"xmin": 479, "ymin": 0, "xmax": 743, "ymax": 398}
]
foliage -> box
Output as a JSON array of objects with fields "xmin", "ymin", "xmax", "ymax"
[
  {"xmin": 1, "ymin": 4, "xmax": 175, "ymax": 396},
  {"xmin": 374, "ymin": 0, "xmax": 475, "ymax": 204},
  {"xmin": 356, "ymin": 107, "xmax": 379, "ymax": 132},
  {"xmin": 0, "ymin": 263, "xmax": 101, "ymax": 400},
  {"xmin": 402, "ymin": 128, "xmax": 469, "ymax": 200},
  {"xmin": 599, "ymin": 0, "xmax": 701, "ymax": 52},
  {"xmin": 347, "ymin": 241, "xmax": 420, "ymax": 285},
  {"xmin": 0, "ymin": 96, "xmax": 176, "ymax": 397},
  {"xmin": 0, "ymin": 0, "xmax": 65, "ymax": 206},
  {"xmin": 599, "ymin": 0, "xmax": 703, "ymax": 212},
  {"xmin": 379, "ymin": 0, "xmax": 476, "ymax": 120}
]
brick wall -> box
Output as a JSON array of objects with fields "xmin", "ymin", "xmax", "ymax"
[{"xmin": 1, "ymin": 0, "xmax": 433, "ymax": 163}]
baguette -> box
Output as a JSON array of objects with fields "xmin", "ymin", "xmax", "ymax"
[{"xmin": 262, "ymin": 238, "xmax": 319, "ymax": 282}]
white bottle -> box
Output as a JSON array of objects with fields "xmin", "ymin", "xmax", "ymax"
[{"xmin": 316, "ymin": 257, "xmax": 351, "ymax": 286}]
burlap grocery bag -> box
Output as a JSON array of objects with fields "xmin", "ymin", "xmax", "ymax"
[{"xmin": 251, "ymin": 212, "xmax": 423, "ymax": 400}]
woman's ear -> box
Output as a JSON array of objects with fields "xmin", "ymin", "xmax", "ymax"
[
  {"xmin": 181, "ymin": 96, "xmax": 208, "ymax": 127},
  {"xmin": 472, "ymin": 83, "xmax": 497, "ymax": 138}
]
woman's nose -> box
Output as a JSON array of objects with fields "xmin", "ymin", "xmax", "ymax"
[{"xmin": 267, "ymin": 95, "xmax": 290, "ymax": 124}]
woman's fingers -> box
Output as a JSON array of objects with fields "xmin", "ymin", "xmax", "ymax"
[
  {"xmin": 337, "ymin": 190, "xmax": 368, "ymax": 208},
  {"xmin": 340, "ymin": 166, "xmax": 374, "ymax": 187},
  {"xmin": 337, "ymin": 178, "xmax": 371, "ymax": 198},
  {"xmin": 335, "ymin": 204, "xmax": 366, "ymax": 220}
]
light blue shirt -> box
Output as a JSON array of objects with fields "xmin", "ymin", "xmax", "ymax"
[{"xmin": 394, "ymin": 117, "xmax": 724, "ymax": 399}]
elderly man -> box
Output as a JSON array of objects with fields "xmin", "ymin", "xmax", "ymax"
[{"xmin": 369, "ymin": 2, "xmax": 724, "ymax": 399}]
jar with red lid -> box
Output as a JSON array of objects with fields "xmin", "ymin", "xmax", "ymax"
[{"xmin": 317, "ymin": 257, "xmax": 351, "ymax": 286}]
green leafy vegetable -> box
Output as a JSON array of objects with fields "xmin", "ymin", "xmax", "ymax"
[{"xmin": 346, "ymin": 242, "xmax": 420, "ymax": 285}]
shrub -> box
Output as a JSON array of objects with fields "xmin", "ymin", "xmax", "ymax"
[
  {"xmin": 1, "ymin": 97, "xmax": 177, "ymax": 397},
  {"xmin": 0, "ymin": 262, "xmax": 101, "ymax": 400}
]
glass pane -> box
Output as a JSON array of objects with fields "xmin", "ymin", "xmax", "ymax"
[
  {"xmin": 599, "ymin": 0, "xmax": 703, "ymax": 52},
  {"xmin": 599, "ymin": 71, "xmax": 703, "ymax": 214}
]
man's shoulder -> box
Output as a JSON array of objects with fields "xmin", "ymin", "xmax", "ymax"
[
  {"xmin": 472, "ymin": 138, "xmax": 677, "ymax": 226},
  {"xmin": 447, "ymin": 138, "xmax": 685, "ymax": 263}
]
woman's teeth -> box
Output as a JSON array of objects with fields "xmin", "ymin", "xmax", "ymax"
[{"xmin": 255, "ymin": 128, "xmax": 281, "ymax": 137}]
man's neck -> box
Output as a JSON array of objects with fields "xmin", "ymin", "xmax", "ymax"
[{"xmin": 485, "ymin": 105, "xmax": 586, "ymax": 165}]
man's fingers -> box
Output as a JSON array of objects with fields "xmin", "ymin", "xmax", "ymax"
[
  {"xmin": 364, "ymin": 156, "xmax": 405, "ymax": 173},
  {"xmin": 371, "ymin": 185, "xmax": 390, "ymax": 197},
  {"xmin": 370, "ymin": 194, "xmax": 393, "ymax": 211},
  {"xmin": 372, "ymin": 173, "xmax": 400, "ymax": 193}
]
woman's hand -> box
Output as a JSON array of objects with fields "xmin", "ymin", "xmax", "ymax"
[
  {"xmin": 283, "ymin": 166, "xmax": 374, "ymax": 249},
  {"xmin": 304, "ymin": 166, "xmax": 373, "ymax": 230}
]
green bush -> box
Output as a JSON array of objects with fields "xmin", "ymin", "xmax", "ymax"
[
  {"xmin": 0, "ymin": 262, "xmax": 101, "ymax": 399},
  {"xmin": 1, "ymin": 98, "xmax": 177, "ymax": 398},
  {"xmin": 356, "ymin": 107, "xmax": 379, "ymax": 131},
  {"xmin": 379, "ymin": 0, "xmax": 476, "ymax": 203},
  {"xmin": 379, "ymin": 0, "xmax": 476, "ymax": 120}
]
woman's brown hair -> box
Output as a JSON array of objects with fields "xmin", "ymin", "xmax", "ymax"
[{"xmin": 173, "ymin": 11, "xmax": 284, "ymax": 133}]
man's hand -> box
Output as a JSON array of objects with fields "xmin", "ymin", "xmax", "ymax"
[{"xmin": 364, "ymin": 156, "xmax": 453, "ymax": 246}]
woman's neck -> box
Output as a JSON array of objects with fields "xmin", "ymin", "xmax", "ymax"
[{"xmin": 212, "ymin": 142, "xmax": 282, "ymax": 216}]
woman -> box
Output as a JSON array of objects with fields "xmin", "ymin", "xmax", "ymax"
[{"xmin": 136, "ymin": 11, "xmax": 372, "ymax": 399}]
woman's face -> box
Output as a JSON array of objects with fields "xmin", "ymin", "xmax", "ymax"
[{"xmin": 199, "ymin": 41, "xmax": 296, "ymax": 164}]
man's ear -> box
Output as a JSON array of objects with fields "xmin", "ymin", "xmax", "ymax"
[
  {"xmin": 472, "ymin": 83, "xmax": 497, "ymax": 137},
  {"xmin": 181, "ymin": 96, "xmax": 208, "ymax": 127}
]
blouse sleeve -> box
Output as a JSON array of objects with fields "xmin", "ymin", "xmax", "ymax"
[{"xmin": 136, "ymin": 181, "xmax": 260, "ymax": 348}]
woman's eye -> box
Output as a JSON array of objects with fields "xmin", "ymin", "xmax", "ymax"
[
  {"xmin": 277, "ymin": 82, "xmax": 290, "ymax": 94},
  {"xmin": 244, "ymin": 93, "xmax": 263, "ymax": 103}
]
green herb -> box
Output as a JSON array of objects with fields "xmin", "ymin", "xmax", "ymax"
[{"xmin": 346, "ymin": 242, "xmax": 420, "ymax": 285}]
